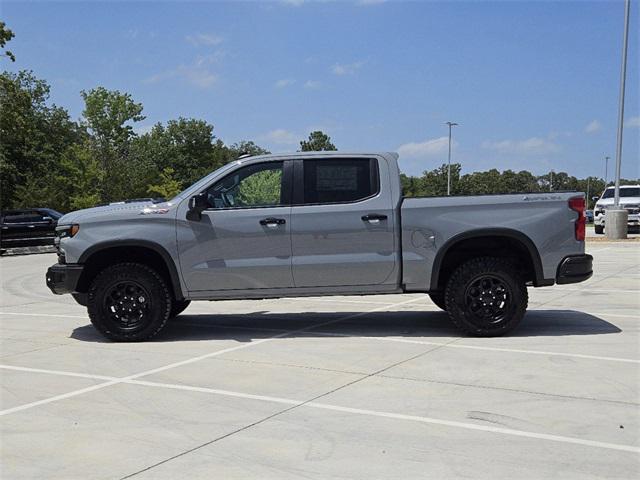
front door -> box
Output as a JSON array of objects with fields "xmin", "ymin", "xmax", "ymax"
[
  {"xmin": 290, "ymin": 157, "xmax": 397, "ymax": 287},
  {"xmin": 178, "ymin": 160, "xmax": 293, "ymax": 292}
]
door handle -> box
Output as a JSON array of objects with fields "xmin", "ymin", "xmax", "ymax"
[
  {"xmin": 361, "ymin": 214, "xmax": 388, "ymax": 223},
  {"xmin": 259, "ymin": 217, "xmax": 286, "ymax": 227}
]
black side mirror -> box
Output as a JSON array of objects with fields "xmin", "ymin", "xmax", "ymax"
[
  {"xmin": 591, "ymin": 196, "xmax": 599, "ymax": 201},
  {"xmin": 42, "ymin": 216, "xmax": 53, "ymax": 223},
  {"xmin": 187, "ymin": 193, "xmax": 208, "ymax": 221}
]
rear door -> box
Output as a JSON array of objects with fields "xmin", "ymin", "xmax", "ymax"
[{"xmin": 290, "ymin": 157, "xmax": 396, "ymax": 287}]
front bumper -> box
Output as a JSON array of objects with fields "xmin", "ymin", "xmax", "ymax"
[
  {"xmin": 46, "ymin": 263, "xmax": 84, "ymax": 295},
  {"xmin": 556, "ymin": 254, "xmax": 593, "ymax": 285}
]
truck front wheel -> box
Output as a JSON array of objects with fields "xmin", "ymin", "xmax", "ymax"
[
  {"xmin": 444, "ymin": 257, "xmax": 527, "ymax": 337},
  {"xmin": 594, "ymin": 224, "xmax": 604, "ymax": 234},
  {"xmin": 87, "ymin": 263, "xmax": 172, "ymax": 342}
]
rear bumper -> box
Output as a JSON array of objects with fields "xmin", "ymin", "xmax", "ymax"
[
  {"xmin": 46, "ymin": 263, "xmax": 84, "ymax": 295},
  {"xmin": 556, "ymin": 254, "xmax": 593, "ymax": 285}
]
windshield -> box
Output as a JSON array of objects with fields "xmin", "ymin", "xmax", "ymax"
[{"xmin": 601, "ymin": 187, "xmax": 640, "ymax": 199}]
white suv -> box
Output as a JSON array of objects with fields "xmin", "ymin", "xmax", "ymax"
[{"xmin": 593, "ymin": 185, "xmax": 640, "ymax": 234}]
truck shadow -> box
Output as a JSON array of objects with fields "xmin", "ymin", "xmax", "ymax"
[{"xmin": 70, "ymin": 309, "xmax": 622, "ymax": 343}]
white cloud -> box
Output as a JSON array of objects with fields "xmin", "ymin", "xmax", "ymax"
[
  {"xmin": 275, "ymin": 78, "xmax": 295, "ymax": 88},
  {"xmin": 133, "ymin": 124, "xmax": 154, "ymax": 135},
  {"xmin": 331, "ymin": 61, "xmax": 365, "ymax": 76},
  {"xmin": 260, "ymin": 129, "xmax": 299, "ymax": 145},
  {"xmin": 397, "ymin": 136, "xmax": 450, "ymax": 159},
  {"xmin": 481, "ymin": 137, "xmax": 560, "ymax": 155},
  {"xmin": 585, "ymin": 120, "xmax": 602, "ymax": 134},
  {"xmin": 186, "ymin": 33, "xmax": 224, "ymax": 47},
  {"xmin": 304, "ymin": 80, "xmax": 322, "ymax": 89},
  {"xmin": 626, "ymin": 116, "xmax": 640, "ymax": 128},
  {"xmin": 145, "ymin": 64, "xmax": 217, "ymax": 89},
  {"xmin": 145, "ymin": 51, "xmax": 223, "ymax": 89}
]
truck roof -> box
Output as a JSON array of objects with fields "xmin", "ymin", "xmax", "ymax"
[{"xmin": 238, "ymin": 151, "xmax": 399, "ymax": 163}]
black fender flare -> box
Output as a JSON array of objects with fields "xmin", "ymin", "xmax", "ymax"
[
  {"xmin": 78, "ymin": 240, "xmax": 185, "ymax": 299},
  {"xmin": 430, "ymin": 228, "xmax": 546, "ymax": 289}
]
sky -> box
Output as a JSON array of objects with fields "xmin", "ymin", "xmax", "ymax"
[{"xmin": 3, "ymin": 0, "xmax": 639, "ymax": 178}]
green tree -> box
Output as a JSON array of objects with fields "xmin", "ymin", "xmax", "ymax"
[
  {"xmin": 0, "ymin": 71, "xmax": 82, "ymax": 210},
  {"xmin": 299, "ymin": 130, "xmax": 337, "ymax": 152},
  {"xmin": 57, "ymin": 143, "xmax": 104, "ymax": 210},
  {"xmin": 1, "ymin": 21, "xmax": 15, "ymax": 62},
  {"xmin": 80, "ymin": 87, "xmax": 145, "ymax": 202},
  {"xmin": 131, "ymin": 118, "xmax": 235, "ymax": 190},
  {"xmin": 147, "ymin": 167, "xmax": 182, "ymax": 199},
  {"xmin": 237, "ymin": 169, "xmax": 282, "ymax": 206},
  {"xmin": 229, "ymin": 140, "xmax": 270, "ymax": 158}
]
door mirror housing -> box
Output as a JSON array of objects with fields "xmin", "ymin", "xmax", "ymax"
[
  {"xmin": 42, "ymin": 216, "xmax": 54, "ymax": 223},
  {"xmin": 187, "ymin": 193, "xmax": 208, "ymax": 221},
  {"xmin": 591, "ymin": 196, "xmax": 599, "ymax": 201}
]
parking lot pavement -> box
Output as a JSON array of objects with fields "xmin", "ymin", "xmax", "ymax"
[{"xmin": 1, "ymin": 243, "xmax": 639, "ymax": 479}]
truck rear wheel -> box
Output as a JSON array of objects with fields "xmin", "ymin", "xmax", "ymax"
[
  {"xmin": 428, "ymin": 292, "xmax": 447, "ymax": 311},
  {"xmin": 444, "ymin": 257, "xmax": 527, "ymax": 337},
  {"xmin": 87, "ymin": 263, "xmax": 172, "ymax": 342},
  {"xmin": 594, "ymin": 225, "xmax": 604, "ymax": 234}
]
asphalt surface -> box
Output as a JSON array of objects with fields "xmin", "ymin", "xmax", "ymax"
[{"xmin": 1, "ymin": 242, "xmax": 639, "ymax": 479}]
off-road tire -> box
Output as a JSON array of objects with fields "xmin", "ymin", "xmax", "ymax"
[
  {"xmin": 170, "ymin": 300, "xmax": 191, "ymax": 318},
  {"xmin": 87, "ymin": 263, "xmax": 172, "ymax": 342},
  {"xmin": 428, "ymin": 292, "xmax": 447, "ymax": 311},
  {"xmin": 445, "ymin": 257, "xmax": 528, "ymax": 337},
  {"xmin": 594, "ymin": 224, "xmax": 604, "ymax": 235}
]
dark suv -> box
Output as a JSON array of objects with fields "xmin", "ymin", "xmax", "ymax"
[{"xmin": 1, "ymin": 208, "xmax": 63, "ymax": 249}]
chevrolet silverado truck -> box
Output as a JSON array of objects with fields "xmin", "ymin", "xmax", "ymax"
[{"xmin": 46, "ymin": 152, "xmax": 593, "ymax": 341}]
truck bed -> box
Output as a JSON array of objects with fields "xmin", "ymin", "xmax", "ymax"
[{"xmin": 400, "ymin": 192, "xmax": 585, "ymax": 291}]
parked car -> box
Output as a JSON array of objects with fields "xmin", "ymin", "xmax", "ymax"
[
  {"xmin": 1, "ymin": 208, "xmax": 63, "ymax": 249},
  {"xmin": 593, "ymin": 185, "xmax": 640, "ymax": 234},
  {"xmin": 46, "ymin": 152, "xmax": 592, "ymax": 341},
  {"xmin": 585, "ymin": 210, "xmax": 594, "ymax": 223}
]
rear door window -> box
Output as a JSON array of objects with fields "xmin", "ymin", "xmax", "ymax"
[{"xmin": 302, "ymin": 158, "xmax": 379, "ymax": 204}]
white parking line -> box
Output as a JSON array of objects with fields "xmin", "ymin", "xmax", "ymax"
[
  {"xmin": 0, "ymin": 297, "xmax": 423, "ymax": 416},
  {"xmin": 0, "ymin": 311, "xmax": 87, "ymax": 319},
  {"xmin": 1, "ymin": 364, "xmax": 637, "ymax": 453}
]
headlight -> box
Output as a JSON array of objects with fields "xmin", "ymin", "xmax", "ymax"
[{"xmin": 55, "ymin": 224, "xmax": 80, "ymax": 239}]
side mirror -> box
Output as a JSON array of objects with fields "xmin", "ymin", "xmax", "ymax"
[
  {"xmin": 43, "ymin": 216, "xmax": 53, "ymax": 223},
  {"xmin": 187, "ymin": 193, "xmax": 208, "ymax": 221},
  {"xmin": 592, "ymin": 196, "xmax": 599, "ymax": 201}
]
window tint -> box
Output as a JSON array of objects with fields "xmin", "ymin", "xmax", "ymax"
[
  {"xmin": 602, "ymin": 187, "xmax": 640, "ymax": 199},
  {"xmin": 303, "ymin": 158, "xmax": 378, "ymax": 204},
  {"xmin": 2, "ymin": 212, "xmax": 41, "ymax": 223},
  {"xmin": 206, "ymin": 162, "xmax": 284, "ymax": 209}
]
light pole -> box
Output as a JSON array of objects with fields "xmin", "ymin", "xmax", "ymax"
[
  {"xmin": 445, "ymin": 121, "xmax": 458, "ymax": 195},
  {"xmin": 607, "ymin": 0, "xmax": 631, "ymax": 239},
  {"xmin": 613, "ymin": 0, "xmax": 630, "ymax": 208},
  {"xmin": 549, "ymin": 170, "xmax": 554, "ymax": 192},
  {"xmin": 604, "ymin": 155, "xmax": 610, "ymax": 185}
]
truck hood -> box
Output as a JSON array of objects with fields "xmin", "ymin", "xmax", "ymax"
[{"xmin": 58, "ymin": 201, "xmax": 174, "ymax": 224}]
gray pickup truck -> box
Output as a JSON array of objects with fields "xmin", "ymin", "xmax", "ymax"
[{"xmin": 46, "ymin": 152, "xmax": 592, "ymax": 341}]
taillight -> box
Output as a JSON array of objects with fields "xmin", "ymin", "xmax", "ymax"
[{"xmin": 569, "ymin": 196, "xmax": 586, "ymax": 241}]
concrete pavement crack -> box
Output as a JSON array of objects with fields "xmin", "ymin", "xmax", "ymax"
[{"xmin": 119, "ymin": 339, "xmax": 459, "ymax": 479}]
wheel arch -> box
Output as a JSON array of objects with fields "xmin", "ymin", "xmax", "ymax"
[
  {"xmin": 76, "ymin": 240, "xmax": 184, "ymax": 300},
  {"xmin": 430, "ymin": 228, "xmax": 546, "ymax": 290}
]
